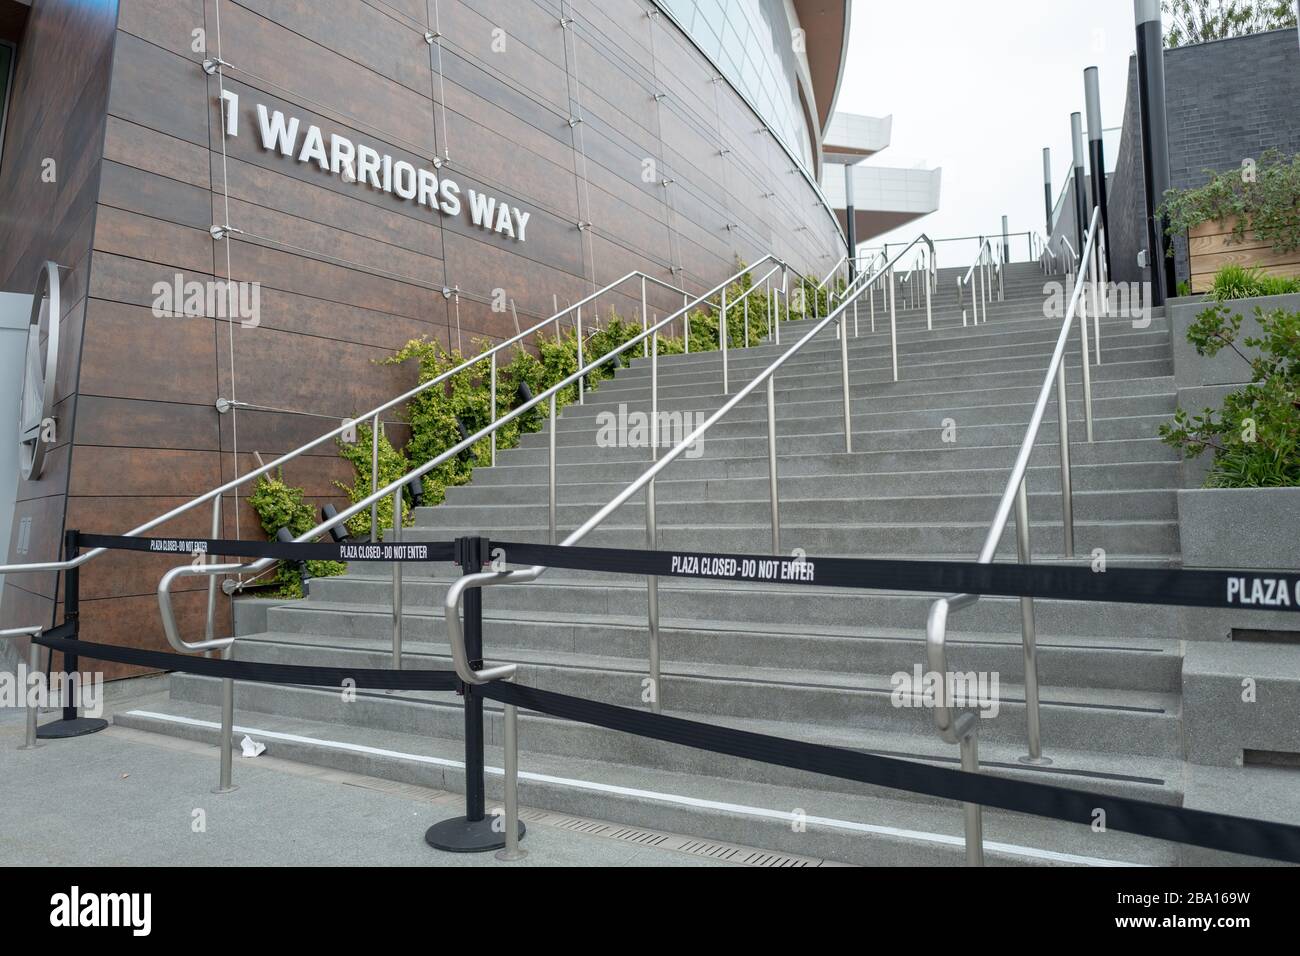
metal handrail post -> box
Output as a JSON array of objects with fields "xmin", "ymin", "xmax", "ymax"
[
  {"xmin": 577, "ymin": 306, "xmax": 585, "ymax": 404},
  {"xmin": 766, "ymin": 376, "xmax": 780, "ymax": 554},
  {"xmin": 641, "ymin": 276, "xmax": 649, "ymax": 359},
  {"xmin": 1055, "ymin": 361, "xmax": 1076, "ymax": 557},
  {"xmin": 490, "ymin": 352, "xmax": 498, "ymax": 466},
  {"xmin": 840, "ymin": 310, "xmax": 852, "ymax": 453},
  {"xmin": 494, "ymin": 701, "xmax": 526, "ymax": 861},
  {"xmin": 215, "ymin": 643, "xmax": 236, "ymax": 794},
  {"xmin": 1091, "ymin": 237, "xmax": 1103, "ymax": 365},
  {"xmin": 720, "ymin": 285, "xmax": 729, "ymax": 394},
  {"xmin": 888, "ymin": 265, "xmax": 899, "ymax": 381},
  {"xmin": 743, "ymin": 294, "xmax": 750, "ymax": 348},
  {"xmin": 960, "ymin": 732, "xmax": 984, "ymax": 866},
  {"xmin": 1014, "ymin": 477, "xmax": 1047, "ymax": 764},
  {"xmin": 204, "ymin": 496, "xmax": 221, "ymax": 643},
  {"xmin": 392, "ymin": 484, "xmax": 403, "ymax": 669},
  {"xmin": 1078, "ymin": 275, "xmax": 1095, "ymax": 444},
  {"xmin": 683, "ymin": 292, "xmax": 690, "ymax": 353},
  {"xmin": 370, "ymin": 414, "xmax": 380, "ymax": 542},
  {"xmin": 925, "ymin": 255, "xmax": 933, "ymax": 331},
  {"xmin": 548, "ymin": 393, "xmax": 558, "ymax": 545},
  {"xmin": 646, "ymin": 327, "xmax": 661, "ymax": 714},
  {"xmin": 23, "ymin": 638, "xmax": 41, "ymax": 750}
]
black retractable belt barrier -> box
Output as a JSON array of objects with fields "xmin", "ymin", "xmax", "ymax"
[
  {"xmin": 55, "ymin": 530, "xmax": 1300, "ymax": 863},
  {"xmin": 34, "ymin": 633, "xmax": 460, "ymax": 692},
  {"xmin": 492, "ymin": 540, "xmax": 1300, "ymax": 613},
  {"xmin": 476, "ymin": 681, "xmax": 1300, "ymax": 864},
  {"xmin": 79, "ymin": 533, "xmax": 456, "ymax": 563},
  {"xmin": 425, "ymin": 537, "xmax": 523, "ymax": 853},
  {"xmin": 36, "ymin": 530, "xmax": 108, "ymax": 740}
]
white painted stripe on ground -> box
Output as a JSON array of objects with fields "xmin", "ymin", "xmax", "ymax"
[{"xmin": 124, "ymin": 710, "xmax": 1141, "ymax": 867}]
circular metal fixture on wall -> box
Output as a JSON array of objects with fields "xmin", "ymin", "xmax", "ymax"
[{"xmin": 17, "ymin": 261, "xmax": 61, "ymax": 481}]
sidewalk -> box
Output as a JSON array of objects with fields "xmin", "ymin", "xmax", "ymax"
[{"xmin": 0, "ymin": 698, "xmax": 815, "ymax": 867}]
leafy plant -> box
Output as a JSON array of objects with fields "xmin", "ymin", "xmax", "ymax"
[
  {"xmin": 334, "ymin": 421, "xmax": 414, "ymax": 539},
  {"xmin": 1162, "ymin": 0, "xmax": 1296, "ymax": 47},
  {"xmin": 247, "ymin": 471, "xmax": 347, "ymax": 598},
  {"xmin": 1159, "ymin": 304, "xmax": 1300, "ymax": 487},
  {"xmin": 1160, "ymin": 150, "xmax": 1300, "ymax": 255},
  {"xmin": 1208, "ymin": 264, "xmax": 1300, "ymax": 301}
]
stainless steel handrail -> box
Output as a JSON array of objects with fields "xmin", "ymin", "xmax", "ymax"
[
  {"xmin": 958, "ymin": 237, "xmax": 994, "ymax": 325},
  {"xmin": 154, "ymin": 256, "xmax": 791, "ymax": 664},
  {"xmin": 435, "ymin": 234, "xmax": 934, "ymax": 707},
  {"xmin": 0, "ymin": 268, "xmax": 688, "ymax": 591},
  {"xmin": 923, "ymin": 206, "xmax": 1104, "ymax": 866}
]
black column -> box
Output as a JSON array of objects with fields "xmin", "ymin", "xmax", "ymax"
[
  {"xmin": 844, "ymin": 163, "xmax": 858, "ymax": 280},
  {"xmin": 1135, "ymin": 0, "xmax": 1178, "ymax": 304},
  {"xmin": 1071, "ymin": 112, "xmax": 1088, "ymax": 262},
  {"xmin": 1042, "ymin": 148, "xmax": 1054, "ymax": 234},
  {"xmin": 1084, "ymin": 66, "xmax": 1112, "ymax": 275},
  {"xmin": 36, "ymin": 529, "xmax": 108, "ymax": 739}
]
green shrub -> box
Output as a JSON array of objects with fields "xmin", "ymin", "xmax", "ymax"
[
  {"xmin": 1161, "ymin": 150, "xmax": 1300, "ymax": 255},
  {"xmin": 1208, "ymin": 264, "xmax": 1300, "ymax": 302},
  {"xmin": 334, "ymin": 421, "xmax": 414, "ymax": 539},
  {"xmin": 247, "ymin": 472, "xmax": 347, "ymax": 598},
  {"xmin": 380, "ymin": 262, "xmax": 787, "ymax": 510},
  {"xmin": 1159, "ymin": 305, "xmax": 1300, "ymax": 487}
]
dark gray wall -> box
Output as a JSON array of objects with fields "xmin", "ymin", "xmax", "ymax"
[
  {"xmin": 1107, "ymin": 56, "xmax": 1148, "ymax": 286},
  {"xmin": 1108, "ymin": 28, "xmax": 1300, "ymax": 287}
]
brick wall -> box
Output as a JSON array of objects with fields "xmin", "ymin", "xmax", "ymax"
[{"xmin": 1108, "ymin": 28, "xmax": 1300, "ymax": 287}]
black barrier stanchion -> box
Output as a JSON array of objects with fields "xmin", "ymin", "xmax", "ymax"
[
  {"xmin": 425, "ymin": 536, "xmax": 524, "ymax": 853},
  {"xmin": 37, "ymin": 530, "xmax": 108, "ymax": 740}
]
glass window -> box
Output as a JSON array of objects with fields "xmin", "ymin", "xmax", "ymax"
[{"xmin": 656, "ymin": 1, "xmax": 816, "ymax": 178}]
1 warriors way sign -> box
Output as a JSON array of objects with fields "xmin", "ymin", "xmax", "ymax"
[{"xmin": 219, "ymin": 92, "xmax": 533, "ymax": 242}]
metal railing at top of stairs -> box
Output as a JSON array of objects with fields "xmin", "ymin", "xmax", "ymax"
[
  {"xmin": 433, "ymin": 233, "xmax": 937, "ymax": 710},
  {"xmin": 152, "ymin": 255, "xmax": 796, "ymax": 663},
  {"xmin": 0, "ymin": 268, "xmax": 696, "ymax": 641},
  {"xmin": 956, "ymin": 237, "xmax": 1005, "ymax": 327},
  {"xmin": 897, "ymin": 245, "xmax": 936, "ymax": 331},
  {"xmin": 924, "ymin": 206, "xmax": 1105, "ymax": 866}
]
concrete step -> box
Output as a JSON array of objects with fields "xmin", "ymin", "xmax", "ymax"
[
  {"xmin": 173, "ymin": 640, "xmax": 1184, "ymax": 796},
  {"xmin": 522, "ymin": 399, "xmax": 1176, "ymax": 450},
  {"xmin": 416, "ymin": 490, "xmax": 1177, "ymax": 531},
  {"xmin": 194, "ymin": 639, "xmax": 1180, "ymax": 758},
  {"xmin": 259, "ymin": 604, "xmax": 1182, "ymax": 691},
  {"xmin": 486, "ymin": 414, "xmax": 1170, "ymax": 466},
  {"xmin": 114, "ymin": 700, "xmax": 1180, "ymax": 866},
  {"xmin": 301, "ymin": 572, "xmax": 1187, "ymax": 637},
  {"xmin": 444, "ymin": 460, "xmax": 1183, "ymax": 506}
]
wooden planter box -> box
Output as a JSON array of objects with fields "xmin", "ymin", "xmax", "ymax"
[{"xmin": 1189, "ymin": 215, "xmax": 1300, "ymax": 292}]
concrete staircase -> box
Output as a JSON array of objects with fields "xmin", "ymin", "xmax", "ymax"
[{"xmin": 118, "ymin": 261, "xmax": 1192, "ymax": 865}]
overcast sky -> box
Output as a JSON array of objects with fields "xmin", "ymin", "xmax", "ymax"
[{"xmin": 834, "ymin": 0, "xmax": 1146, "ymax": 262}]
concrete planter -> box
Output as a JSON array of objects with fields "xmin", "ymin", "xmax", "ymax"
[
  {"xmin": 1169, "ymin": 291, "xmax": 1300, "ymax": 487},
  {"xmin": 1177, "ymin": 486, "xmax": 1300, "ymax": 571}
]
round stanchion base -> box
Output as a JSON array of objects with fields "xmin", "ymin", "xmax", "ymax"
[
  {"xmin": 36, "ymin": 717, "xmax": 108, "ymax": 740},
  {"xmin": 495, "ymin": 847, "xmax": 528, "ymax": 862},
  {"xmin": 1018, "ymin": 755, "xmax": 1054, "ymax": 766},
  {"xmin": 425, "ymin": 815, "xmax": 526, "ymax": 853},
  {"xmin": 212, "ymin": 785, "xmax": 239, "ymax": 795}
]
